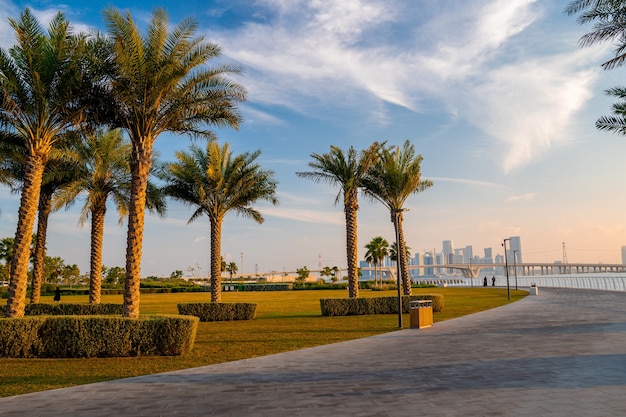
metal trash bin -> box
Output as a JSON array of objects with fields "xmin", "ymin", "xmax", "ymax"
[{"xmin": 409, "ymin": 300, "xmax": 433, "ymax": 329}]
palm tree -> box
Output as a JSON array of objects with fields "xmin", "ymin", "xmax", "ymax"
[
  {"xmin": 363, "ymin": 141, "xmax": 433, "ymax": 295},
  {"xmin": 102, "ymin": 7, "xmax": 246, "ymax": 317},
  {"xmin": 296, "ymin": 143, "xmax": 380, "ymax": 298},
  {"xmin": 52, "ymin": 129, "xmax": 141, "ymax": 304},
  {"xmin": 0, "ymin": 237, "xmax": 14, "ymax": 279},
  {"xmin": 160, "ymin": 142, "xmax": 278, "ymax": 303},
  {"xmin": 364, "ymin": 236, "xmax": 389, "ymax": 287},
  {"xmin": 225, "ymin": 262, "xmax": 238, "ymax": 282},
  {"xmin": 565, "ymin": 2, "xmax": 626, "ymax": 134},
  {"xmin": 565, "ymin": 1, "xmax": 626, "ymax": 70},
  {"xmin": 104, "ymin": 8, "xmax": 246, "ymax": 317},
  {"xmin": 30, "ymin": 153, "xmax": 80, "ymax": 303},
  {"xmin": 0, "ymin": 10, "xmax": 96, "ymax": 317},
  {"xmin": 389, "ymin": 242, "xmax": 411, "ymax": 264}
]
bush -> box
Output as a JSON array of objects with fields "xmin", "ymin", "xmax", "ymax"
[
  {"xmin": 319, "ymin": 294, "xmax": 444, "ymax": 316},
  {"xmin": 26, "ymin": 303, "xmax": 123, "ymax": 316},
  {"xmin": 178, "ymin": 302, "xmax": 257, "ymax": 322},
  {"xmin": 0, "ymin": 315, "xmax": 198, "ymax": 358}
]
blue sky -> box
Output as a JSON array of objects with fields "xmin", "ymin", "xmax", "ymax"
[{"xmin": 1, "ymin": 0, "xmax": 626, "ymax": 277}]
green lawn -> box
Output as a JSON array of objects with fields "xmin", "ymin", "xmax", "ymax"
[{"xmin": 0, "ymin": 287, "xmax": 526, "ymax": 397}]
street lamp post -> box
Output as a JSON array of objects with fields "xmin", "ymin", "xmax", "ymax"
[
  {"xmin": 513, "ymin": 249, "xmax": 519, "ymax": 291},
  {"xmin": 502, "ymin": 239, "xmax": 511, "ymax": 300},
  {"xmin": 240, "ymin": 252, "xmax": 244, "ymax": 279}
]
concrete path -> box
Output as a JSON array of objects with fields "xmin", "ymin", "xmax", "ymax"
[{"xmin": 1, "ymin": 287, "xmax": 626, "ymax": 417}]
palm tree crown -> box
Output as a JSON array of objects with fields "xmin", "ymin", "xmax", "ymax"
[{"xmin": 160, "ymin": 141, "xmax": 278, "ymax": 302}]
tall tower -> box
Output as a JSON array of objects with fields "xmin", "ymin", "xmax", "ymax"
[
  {"xmin": 442, "ymin": 240, "xmax": 454, "ymax": 264},
  {"xmin": 508, "ymin": 236, "xmax": 522, "ymax": 264},
  {"xmin": 622, "ymin": 246, "xmax": 626, "ymax": 265},
  {"xmin": 562, "ymin": 242, "xmax": 568, "ymax": 264}
]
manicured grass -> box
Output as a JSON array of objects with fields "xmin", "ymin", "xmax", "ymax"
[{"xmin": 0, "ymin": 287, "xmax": 526, "ymax": 397}]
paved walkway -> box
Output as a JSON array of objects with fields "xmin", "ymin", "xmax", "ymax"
[{"xmin": 2, "ymin": 288, "xmax": 626, "ymax": 417}]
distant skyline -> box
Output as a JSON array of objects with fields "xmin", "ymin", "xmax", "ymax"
[{"xmin": 1, "ymin": 0, "xmax": 626, "ymax": 277}]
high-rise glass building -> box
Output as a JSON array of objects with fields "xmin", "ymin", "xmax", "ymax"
[
  {"xmin": 442, "ymin": 240, "xmax": 454, "ymax": 264},
  {"xmin": 622, "ymin": 246, "xmax": 626, "ymax": 264},
  {"xmin": 508, "ymin": 236, "xmax": 522, "ymax": 264}
]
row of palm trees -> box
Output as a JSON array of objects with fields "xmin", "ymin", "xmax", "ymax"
[
  {"xmin": 0, "ymin": 7, "xmax": 246, "ymax": 318},
  {"xmin": 1, "ymin": 7, "xmax": 432, "ymax": 319},
  {"xmin": 297, "ymin": 140, "xmax": 432, "ymax": 299},
  {"xmin": 364, "ymin": 236, "xmax": 411, "ymax": 288}
]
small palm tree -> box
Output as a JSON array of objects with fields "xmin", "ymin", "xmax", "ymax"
[
  {"xmin": 364, "ymin": 236, "xmax": 389, "ymax": 287},
  {"xmin": 363, "ymin": 141, "xmax": 433, "ymax": 295},
  {"xmin": 103, "ymin": 7, "xmax": 246, "ymax": 317},
  {"xmin": 160, "ymin": 142, "xmax": 278, "ymax": 302},
  {"xmin": 225, "ymin": 262, "xmax": 238, "ymax": 282},
  {"xmin": 296, "ymin": 143, "xmax": 380, "ymax": 298}
]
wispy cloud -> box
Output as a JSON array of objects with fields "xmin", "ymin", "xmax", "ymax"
[
  {"xmin": 259, "ymin": 206, "xmax": 343, "ymax": 225},
  {"xmin": 506, "ymin": 193, "xmax": 535, "ymax": 203},
  {"xmin": 430, "ymin": 177, "xmax": 507, "ymax": 189},
  {"xmin": 209, "ymin": 0, "xmax": 599, "ymax": 172}
]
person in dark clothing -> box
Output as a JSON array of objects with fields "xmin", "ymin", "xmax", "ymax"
[
  {"xmin": 492, "ymin": 276, "xmax": 496, "ymax": 286},
  {"xmin": 483, "ymin": 276, "xmax": 487, "ymax": 287},
  {"xmin": 53, "ymin": 287, "xmax": 61, "ymax": 302}
]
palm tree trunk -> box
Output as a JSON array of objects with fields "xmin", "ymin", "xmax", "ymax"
[
  {"xmin": 395, "ymin": 211, "xmax": 412, "ymax": 295},
  {"xmin": 6, "ymin": 155, "xmax": 45, "ymax": 318},
  {"xmin": 123, "ymin": 143, "xmax": 153, "ymax": 318},
  {"xmin": 89, "ymin": 201, "xmax": 106, "ymax": 304},
  {"xmin": 210, "ymin": 216, "xmax": 222, "ymax": 303},
  {"xmin": 344, "ymin": 203, "xmax": 360, "ymax": 298},
  {"xmin": 30, "ymin": 190, "xmax": 52, "ymax": 304}
]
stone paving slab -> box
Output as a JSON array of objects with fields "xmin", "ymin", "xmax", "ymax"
[{"xmin": 1, "ymin": 288, "xmax": 626, "ymax": 416}]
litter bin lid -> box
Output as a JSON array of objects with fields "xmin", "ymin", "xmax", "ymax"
[{"xmin": 409, "ymin": 300, "xmax": 432, "ymax": 308}]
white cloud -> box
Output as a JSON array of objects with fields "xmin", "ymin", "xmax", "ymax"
[
  {"xmin": 506, "ymin": 193, "xmax": 535, "ymax": 203},
  {"xmin": 430, "ymin": 177, "xmax": 507, "ymax": 189},
  {"xmin": 259, "ymin": 206, "xmax": 343, "ymax": 225}
]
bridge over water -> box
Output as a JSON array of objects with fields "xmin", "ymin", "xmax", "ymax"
[{"xmin": 405, "ymin": 262, "xmax": 626, "ymax": 278}]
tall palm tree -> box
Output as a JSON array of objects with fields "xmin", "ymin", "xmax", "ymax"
[
  {"xmin": 52, "ymin": 129, "xmax": 139, "ymax": 304},
  {"xmin": 0, "ymin": 9, "xmax": 96, "ymax": 317},
  {"xmin": 296, "ymin": 143, "xmax": 380, "ymax": 298},
  {"xmin": 30, "ymin": 152, "xmax": 80, "ymax": 303},
  {"xmin": 103, "ymin": 7, "xmax": 246, "ymax": 318},
  {"xmin": 160, "ymin": 142, "xmax": 278, "ymax": 303},
  {"xmin": 364, "ymin": 236, "xmax": 389, "ymax": 287},
  {"xmin": 363, "ymin": 141, "xmax": 433, "ymax": 295}
]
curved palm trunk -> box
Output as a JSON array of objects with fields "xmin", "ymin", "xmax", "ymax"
[
  {"xmin": 123, "ymin": 144, "xmax": 153, "ymax": 318},
  {"xmin": 89, "ymin": 201, "xmax": 106, "ymax": 304},
  {"xmin": 210, "ymin": 216, "xmax": 223, "ymax": 303},
  {"xmin": 30, "ymin": 190, "xmax": 52, "ymax": 304},
  {"xmin": 344, "ymin": 202, "xmax": 360, "ymax": 298},
  {"xmin": 6, "ymin": 155, "xmax": 45, "ymax": 318},
  {"xmin": 394, "ymin": 211, "xmax": 412, "ymax": 296}
]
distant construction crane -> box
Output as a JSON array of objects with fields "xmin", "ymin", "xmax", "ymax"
[{"xmin": 562, "ymin": 242, "xmax": 568, "ymax": 264}]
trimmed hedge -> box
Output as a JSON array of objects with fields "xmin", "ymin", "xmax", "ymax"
[
  {"xmin": 178, "ymin": 302, "xmax": 256, "ymax": 322},
  {"xmin": 320, "ymin": 294, "xmax": 444, "ymax": 316},
  {"xmin": 0, "ymin": 315, "xmax": 198, "ymax": 358},
  {"xmin": 26, "ymin": 303, "xmax": 123, "ymax": 316}
]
